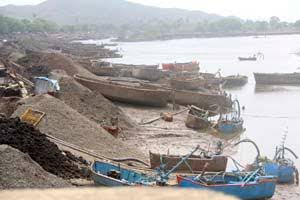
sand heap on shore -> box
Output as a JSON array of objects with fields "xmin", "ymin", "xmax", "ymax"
[
  {"xmin": 0, "ymin": 117, "xmax": 89, "ymax": 180},
  {"xmin": 0, "ymin": 145, "xmax": 71, "ymax": 189},
  {"xmin": 12, "ymin": 94, "xmax": 146, "ymax": 160},
  {"xmin": 53, "ymin": 73, "xmax": 135, "ymax": 129},
  {"xmin": 17, "ymin": 51, "xmax": 95, "ymax": 78}
]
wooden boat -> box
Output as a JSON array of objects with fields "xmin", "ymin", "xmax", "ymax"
[
  {"xmin": 162, "ymin": 62, "xmax": 199, "ymax": 72},
  {"xmin": 254, "ymin": 72, "xmax": 300, "ymax": 85},
  {"xmin": 177, "ymin": 172, "xmax": 277, "ymax": 200},
  {"xmin": 132, "ymin": 68, "xmax": 163, "ymax": 81},
  {"xmin": 263, "ymin": 146, "xmax": 298, "ymax": 184},
  {"xmin": 91, "ymin": 161, "xmax": 151, "ymax": 186},
  {"xmin": 223, "ymin": 75, "xmax": 248, "ymax": 88},
  {"xmin": 172, "ymin": 90, "xmax": 232, "ymax": 109},
  {"xmin": 238, "ymin": 56, "xmax": 257, "ymax": 61},
  {"xmin": 74, "ymin": 74, "xmax": 170, "ymax": 107},
  {"xmin": 170, "ymin": 78, "xmax": 205, "ymax": 90},
  {"xmin": 185, "ymin": 105, "xmax": 216, "ymax": 130},
  {"xmin": 149, "ymin": 152, "xmax": 228, "ymax": 172},
  {"xmin": 218, "ymin": 119, "xmax": 244, "ymax": 134}
]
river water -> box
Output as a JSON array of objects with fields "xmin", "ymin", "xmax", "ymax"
[{"xmin": 88, "ymin": 35, "xmax": 300, "ymax": 169}]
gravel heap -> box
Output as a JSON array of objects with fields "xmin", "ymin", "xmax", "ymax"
[
  {"xmin": 55, "ymin": 73, "xmax": 135, "ymax": 129},
  {"xmin": 12, "ymin": 94, "xmax": 146, "ymax": 160},
  {"xmin": 0, "ymin": 145, "xmax": 71, "ymax": 189},
  {"xmin": 0, "ymin": 117, "xmax": 88, "ymax": 179}
]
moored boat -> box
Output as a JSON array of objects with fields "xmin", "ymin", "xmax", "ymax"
[
  {"xmin": 170, "ymin": 78, "xmax": 205, "ymax": 90},
  {"xmin": 218, "ymin": 119, "xmax": 244, "ymax": 134},
  {"xmin": 238, "ymin": 56, "xmax": 257, "ymax": 61},
  {"xmin": 91, "ymin": 161, "xmax": 152, "ymax": 186},
  {"xmin": 149, "ymin": 152, "xmax": 228, "ymax": 173},
  {"xmin": 254, "ymin": 72, "xmax": 300, "ymax": 85},
  {"xmin": 74, "ymin": 74, "xmax": 170, "ymax": 107},
  {"xmin": 223, "ymin": 75, "xmax": 248, "ymax": 88},
  {"xmin": 171, "ymin": 90, "xmax": 232, "ymax": 109},
  {"xmin": 177, "ymin": 172, "xmax": 277, "ymax": 200},
  {"xmin": 162, "ymin": 61, "xmax": 199, "ymax": 72}
]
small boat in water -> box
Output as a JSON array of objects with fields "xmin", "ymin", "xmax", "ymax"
[
  {"xmin": 254, "ymin": 72, "xmax": 300, "ymax": 85},
  {"xmin": 74, "ymin": 74, "xmax": 170, "ymax": 107},
  {"xmin": 177, "ymin": 170, "xmax": 277, "ymax": 200},
  {"xmin": 150, "ymin": 152, "xmax": 228, "ymax": 173},
  {"xmin": 91, "ymin": 161, "xmax": 152, "ymax": 186},
  {"xmin": 238, "ymin": 56, "xmax": 257, "ymax": 61}
]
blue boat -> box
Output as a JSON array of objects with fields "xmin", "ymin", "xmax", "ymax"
[
  {"xmin": 264, "ymin": 162, "xmax": 295, "ymax": 184},
  {"xmin": 177, "ymin": 171, "xmax": 277, "ymax": 200},
  {"xmin": 263, "ymin": 145, "xmax": 298, "ymax": 184},
  {"xmin": 91, "ymin": 161, "xmax": 153, "ymax": 186},
  {"xmin": 218, "ymin": 119, "xmax": 244, "ymax": 134},
  {"xmin": 218, "ymin": 99, "xmax": 244, "ymax": 134}
]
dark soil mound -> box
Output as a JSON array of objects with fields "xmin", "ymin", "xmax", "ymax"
[
  {"xmin": 0, "ymin": 145, "xmax": 71, "ymax": 189},
  {"xmin": 0, "ymin": 97, "xmax": 20, "ymax": 117},
  {"xmin": 0, "ymin": 117, "xmax": 88, "ymax": 179}
]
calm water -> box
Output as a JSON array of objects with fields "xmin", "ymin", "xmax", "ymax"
[{"xmin": 88, "ymin": 35, "xmax": 300, "ymax": 168}]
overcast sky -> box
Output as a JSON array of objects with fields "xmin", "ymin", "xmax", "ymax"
[{"xmin": 0, "ymin": 0, "xmax": 299, "ymax": 22}]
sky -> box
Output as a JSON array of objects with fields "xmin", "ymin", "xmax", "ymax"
[{"xmin": 0, "ymin": 0, "xmax": 299, "ymax": 22}]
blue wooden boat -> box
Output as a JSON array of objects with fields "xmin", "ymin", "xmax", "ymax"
[
  {"xmin": 218, "ymin": 119, "xmax": 244, "ymax": 134},
  {"xmin": 264, "ymin": 162, "xmax": 295, "ymax": 184},
  {"xmin": 218, "ymin": 99, "xmax": 244, "ymax": 134},
  {"xmin": 263, "ymin": 145, "xmax": 298, "ymax": 184},
  {"xmin": 177, "ymin": 171, "xmax": 277, "ymax": 200},
  {"xmin": 91, "ymin": 161, "xmax": 153, "ymax": 186}
]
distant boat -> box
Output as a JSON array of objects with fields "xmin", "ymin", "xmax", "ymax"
[
  {"xmin": 74, "ymin": 74, "xmax": 170, "ymax": 107},
  {"xmin": 238, "ymin": 56, "xmax": 257, "ymax": 61},
  {"xmin": 177, "ymin": 172, "xmax": 277, "ymax": 200},
  {"xmin": 254, "ymin": 72, "xmax": 300, "ymax": 85},
  {"xmin": 91, "ymin": 161, "xmax": 152, "ymax": 186}
]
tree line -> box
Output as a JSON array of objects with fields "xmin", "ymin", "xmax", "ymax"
[{"xmin": 1, "ymin": 14, "xmax": 300, "ymax": 38}]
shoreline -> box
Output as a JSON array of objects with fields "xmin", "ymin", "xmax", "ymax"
[{"xmin": 115, "ymin": 31, "xmax": 300, "ymax": 43}]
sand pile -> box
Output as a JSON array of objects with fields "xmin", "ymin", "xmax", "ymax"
[
  {"xmin": 55, "ymin": 74, "xmax": 135, "ymax": 129},
  {"xmin": 12, "ymin": 94, "xmax": 146, "ymax": 160},
  {"xmin": 0, "ymin": 145, "xmax": 71, "ymax": 189},
  {"xmin": 17, "ymin": 51, "xmax": 94, "ymax": 78},
  {"xmin": 0, "ymin": 117, "xmax": 88, "ymax": 179},
  {"xmin": 0, "ymin": 97, "xmax": 20, "ymax": 117}
]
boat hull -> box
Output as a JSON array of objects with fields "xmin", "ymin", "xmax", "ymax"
[
  {"xmin": 264, "ymin": 163, "xmax": 295, "ymax": 184},
  {"xmin": 91, "ymin": 161, "xmax": 149, "ymax": 186},
  {"xmin": 254, "ymin": 73, "xmax": 300, "ymax": 85},
  {"xmin": 74, "ymin": 74, "xmax": 170, "ymax": 107},
  {"xmin": 218, "ymin": 120, "xmax": 244, "ymax": 134},
  {"xmin": 172, "ymin": 90, "xmax": 232, "ymax": 109},
  {"xmin": 185, "ymin": 113, "xmax": 210, "ymax": 130},
  {"xmin": 171, "ymin": 78, "xmax": 205, "ymax": 90},
  {"xmin": 177, "ymin": 175, "xmax": 276, "ymax": 200},
  {"xmin": 238, "ymin": 57, "xmax": 257, "ymax": 61},
  {"xmin": 149, "ymin": 153, "xmax": 228, "ymax": 172},
  {"xmin": 223, "ymin": 76, "xmax": 248, "ymax": 88}
]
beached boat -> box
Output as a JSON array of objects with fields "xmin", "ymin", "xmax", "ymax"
[
  {"xmin": 223, "ymin": 75, "xmax": 248, "ymax": 88},
  {"xmin": 217, "ymin": 100, "xmax": 244, "ymax": 134},
  {"xmin": 254, "ymin": 72, "xmax": 300, "ymax": 85},
  {"xmin": 74, "ymin": 74, "xmax": 170, "ymax": 107},
  {"xmin": 172, "ymin": 90, "xmax": 232, "ymax": 109},
  {"xmin": 263, "ymin": 145, "xmax": 298, "ymax": 184},
  {"xmin": 162, "ymin": 62, "xmax": 199, "ymax": 72},
  {"xmin": 177, "ymin": 172, "xmax": 277, "ymax": 200},
  {"xmin": 218, "ymin": 119, "xmax": 244, "ymax": 134},
  {"xmin": 132, "ymin": 68, "xmax": 163, "ymax": 81},
  {"xmin": 149, "ymin": 152, "xmax": 228, "ymax": 173},
  {"xmin": 91, "ymin": 161, "xmax": 152, "ymax": 186},
  {"xmin": 238, "ymin": 56, "xmax": 257, "ymax": 61},
  {"xmin": 170, "ymin": 78, "xmax": 205, "ymax": 90}
]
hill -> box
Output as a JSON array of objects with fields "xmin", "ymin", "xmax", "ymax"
[{"xmin": 0, "ymin": 0, "xmax": 221, "ymax": 25}]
